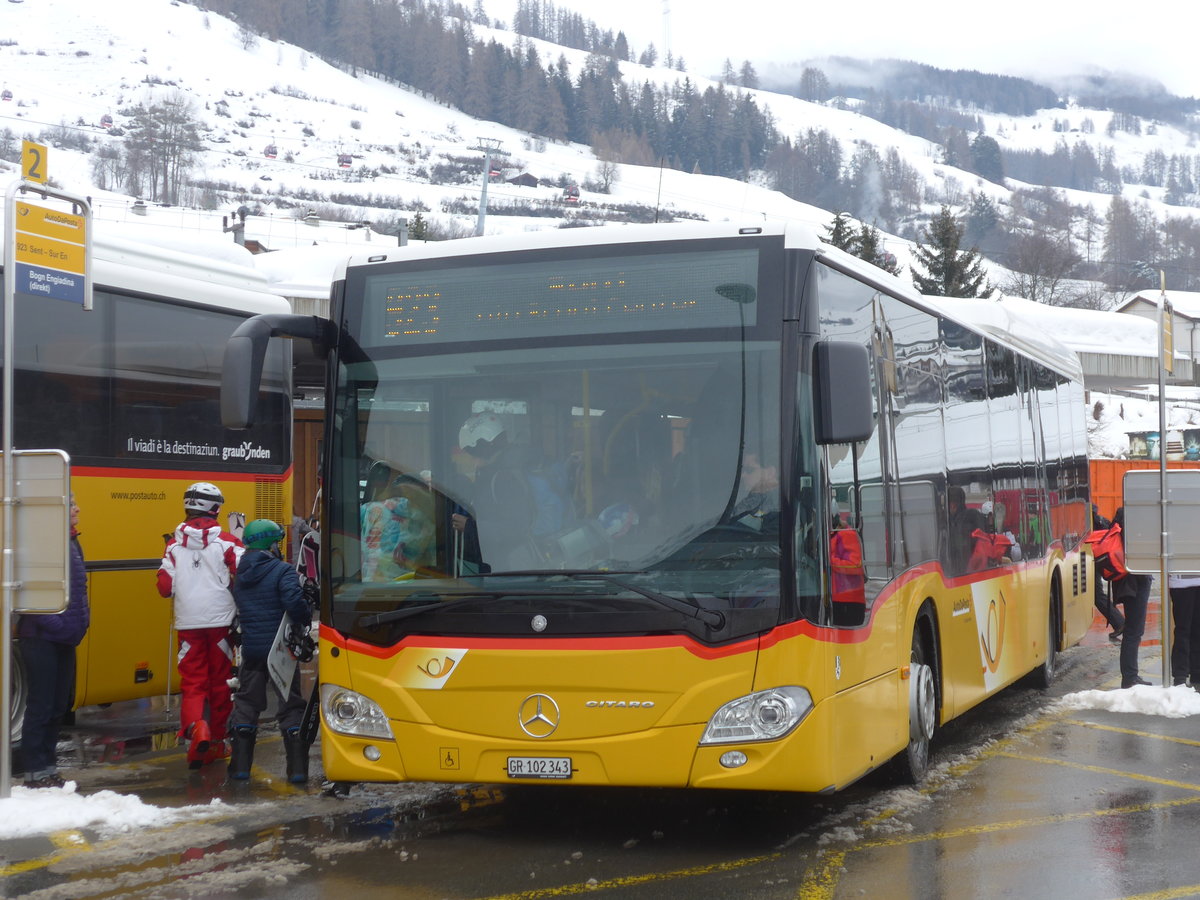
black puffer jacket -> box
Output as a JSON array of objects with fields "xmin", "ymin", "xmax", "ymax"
[{"xmin": 232, "ymin": 549, "xmax": 310, "ymax": 664}]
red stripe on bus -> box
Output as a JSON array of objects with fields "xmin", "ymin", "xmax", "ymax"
[
  {"xmin": 320, "ymin": 623, "xmax": 760, "ymax": 660},
  {"xmin": 319, "ymin": 553, "xmax": 1076, "ymax": 659}
]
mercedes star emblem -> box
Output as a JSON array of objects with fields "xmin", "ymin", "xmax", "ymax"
[{"xmin": 518, "ymin": 693, "xmax": 560, "ymax": 738}]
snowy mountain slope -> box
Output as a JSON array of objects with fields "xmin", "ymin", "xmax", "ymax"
[{"xmin": 2, "ymin": 0, "xmax": 1199, "ymax": 317}]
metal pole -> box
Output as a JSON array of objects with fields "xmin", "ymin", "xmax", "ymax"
[
  {"xmin": 475, "ymin": 148, "xmax": 491, "ymax": 237},
  {"xmin": 2, "ymin": 179, "xmax": 19, "ymax": 797},
  {"xmin": 471, "ymin": 138, "xmax": 507, "ymax": 238},
  {"xmin": 1159, "ymin": 275, "xmax": 1171, "ymax": 688},
  {"xmin": 1, "ymin": 179, "xmax": 92, "ymax": 796}
]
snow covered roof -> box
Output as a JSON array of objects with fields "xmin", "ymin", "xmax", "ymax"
[{"xmin": 1124, "ymin": 290, "xmax": 1200, "ymax": 320}]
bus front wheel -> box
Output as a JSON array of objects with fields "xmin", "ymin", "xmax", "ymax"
[{"xmin": 891, "ymin": 626, "xmax": 937, "ymax": 784}]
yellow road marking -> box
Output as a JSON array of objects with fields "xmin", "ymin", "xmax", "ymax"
[
  {"xmin": 798, "ymin": 699, "xmax": 1200, "ymax": 898},
  {"xmin": 796, "ymin": 850, "xmax": 845, "ymax": 900},
  {"xmin": 0, "ymin": 817, "xmax": 237, "ymax": 879},
  {"xmin": 48, "ymin": 830, "xmax": 90, "ymax": 850},
  {"xmin": 1122, "ymin": 886, "xmax": 1200, "ymax": 900},
  {"xmin": 481, "ymin": 854, "xmax": 780, "ymax": 899},
  {"xmin": 0, "ymin": 737, "xmax": 279, "ymax": 878},
  {"xmin": 994, "ymin": 749, "xmax": 1200, "ymax": 793},
  {"xmin": 858, "ymin": 716, "xmax": 1060, "ymax": 828},
  {"xmin": 853, "ymin": 794, "xmax": 1200, "ymax": 851},
  {"xmin": 1065, "ymin": 716, "xmax": 1200, "ymax": 748}
]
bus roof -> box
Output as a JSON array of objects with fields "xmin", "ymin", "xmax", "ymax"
[
  {"xmin": 921, "ymin": 294, "xmax": 1085, "ymax": 384},
  {"xmin": 2, "ymin": 225, "xmax": 291, "ymax": 317},
  {"xmin": 329, "ymin": 221, "xmax": 1082, "ymax": 383},
  {"xmin": 332, "ymin": 220, "xmax": 821, "ymax": 280}
]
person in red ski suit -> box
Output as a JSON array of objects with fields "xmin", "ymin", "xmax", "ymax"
[{"xmin": 156, "ymin": 482, "xmax": 244, "ymax": 769}]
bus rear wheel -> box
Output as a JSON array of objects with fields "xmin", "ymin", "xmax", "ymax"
[
  {"xmin": 890, "ymin": 626, "xmax": 937, "ymax": 784},
  {"xmin": 1032, "ymin": 590, "xmax": 1060, "ymax": 689}
]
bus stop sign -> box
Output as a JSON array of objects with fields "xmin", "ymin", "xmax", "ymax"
[{"xmin": 1123, "ymin": 469, "xmax": 1200, "ymax": 574}]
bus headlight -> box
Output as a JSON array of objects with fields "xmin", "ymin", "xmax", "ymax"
[
  {"xmin": 320, "ymin": 684, "xmax": 394, "ymax": 740},
  {"xmin": 699, "ymin": 686, "xmax": 813, "ymax": 744}
]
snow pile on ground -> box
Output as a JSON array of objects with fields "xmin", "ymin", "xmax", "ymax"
[
  {"xmin": 1058, "ymin": 683, "xmax": 1200, "ymax": 717},
  {"xmin": 0, "ymin": 782, "xmax": 227, "ymax": 839}
]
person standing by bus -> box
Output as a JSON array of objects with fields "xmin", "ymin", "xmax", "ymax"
[
  {"xmin": 156, "ymin": 482, "xmax": 243, "ymax": 768},
  {"xmin": 1090, "ymin": 505, "xmax": 1125, "ymax": 641},
  {"xmin": 1169, "ymin": 572, "xmax": 1200, "ymax": 687},
  {"xmin": 227, "ymin": 519, "xmax": 312, "ymax": 783},
  {"xmin": 17, "ymin": 493, "xmax": 89, "ymax": 789},
  {"xmin": 1109, "ymin": 507, "xmax": 1153, "ymax": 689}
]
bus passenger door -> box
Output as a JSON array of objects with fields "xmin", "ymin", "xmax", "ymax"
[{"xmin": 819, "ymin": 335, "xmax": 901, "ymax": 776}]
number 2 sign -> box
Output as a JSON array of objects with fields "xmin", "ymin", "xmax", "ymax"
[{"xmin": 22, "ymin": 140, "xmax": 47, "ymax": 184}]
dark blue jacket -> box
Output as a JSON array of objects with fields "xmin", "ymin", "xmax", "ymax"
[
  {"xmin": 17, "ymin": 534, "xmax": 89, "ymax": 646},
  {"xmin": 232, "ymin": 549, "xmax": 309, "ymax": 663}
]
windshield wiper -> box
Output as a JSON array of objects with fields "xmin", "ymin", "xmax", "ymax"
[
  {"xmin": 360, "ymin": 573, "xmax": 726, "ymax": 631},
  {"xmin": 360, "ymin": 588, "xmax": 562, "ymax": 628},
  {"xmin": 561, "ymin": 572, "xmax": 726, "ymax": 630},
  {"xmin": 360, "ymin": 594, "xmax": 486, "ymax": 628}
]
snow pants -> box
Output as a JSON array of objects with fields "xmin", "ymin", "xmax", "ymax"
[
  {"xmin": 177, "ymin": 627, "xmax": 234, "ymax": 741},
  {"xmin": 231, "ymin": 656, "xmax": 306, "ymax": 734}
]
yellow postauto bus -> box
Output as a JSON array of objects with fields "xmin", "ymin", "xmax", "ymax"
[
  {"xmin": 4, "ymin": 232, "xmax": 293, "ymax": 736},
  {"xmin": 224, "ymin": 221, "xmax": 1092, "ymax": 792}
]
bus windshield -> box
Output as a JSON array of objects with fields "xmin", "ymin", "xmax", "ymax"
[{"xmin": 328, "ymin": 336, "xmax": 783, "ymax": 642}]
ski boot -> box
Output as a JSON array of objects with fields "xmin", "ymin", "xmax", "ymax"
[
  {"xmin": 282, "ymin": 726, "xmax": 309, "ymax": 784},
  {"xmin": 184, "ymin": 719, "xmax": 212, "ymax": 770},
  {"xmin": 228, "ymin": 726, "xmax": 256, "ymax": 780},
  {"xmin": 204, "ymin": 738, "xmax": 230, "ymax": 767}
]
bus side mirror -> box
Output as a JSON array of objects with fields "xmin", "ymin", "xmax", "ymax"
[
  {"xmin": 813, "ymin": 341, "xmax": 873, "ymax": 444},
  {"xmin": 222, "ymin": 314, "xmax": 334, "ymax": 429}
]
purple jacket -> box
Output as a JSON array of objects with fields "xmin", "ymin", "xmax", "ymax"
[{"xmin": 17, "ymin": 534, "xmax": 89, "ymax": 646}]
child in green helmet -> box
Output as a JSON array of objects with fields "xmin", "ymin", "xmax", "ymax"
[{"xmin": 228, "ymin": 518, "xmax": 314, "ymax": 783}]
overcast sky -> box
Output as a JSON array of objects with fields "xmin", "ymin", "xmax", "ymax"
[{"xmin": 488, "ymin": 0, "xmax": 1200, "ymax": 98}]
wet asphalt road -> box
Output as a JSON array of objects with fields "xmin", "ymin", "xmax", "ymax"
[{"xmin": 5, "ymin": 611, "xmax": 1199, "ymax": 899}]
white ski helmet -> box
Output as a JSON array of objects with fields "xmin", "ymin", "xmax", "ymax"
[
  {"xmin": 459, "ymin": 413, "xmax": 505, "ymax": 451},
  {"xmin": 183, "ymin": 482, "xmax": 224, "ymax": 516}
]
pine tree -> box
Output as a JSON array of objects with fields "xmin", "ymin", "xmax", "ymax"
[
  {"xmin": 965, "ymin": 192, "xmax": 1000, "ymax": 245},
  {"xmin": 910, "ymin": 206, "xmax": 989, "ymax": 297},
  {"xmin": 797, "ymin": 67, "xmax": 829, "ymax": 102},
  {"xmin": 738, "ymin": 61, "xmax": 759, "ymax": 90},
  {"xmin": 1102, "ymin": 194, "xmax": 1139, "ymax": 290},
  {"xmin": 856, "ymin": 223, "xmax": 900, "ymax": 275},
  {"xmin": 969, "ymin": 134, "xmax": 1004, "ymax": 184},
  {"xmin": 409, "ymin": 212, "xmax": 429, "ymax": 241},
  {"xmin": 823, "ymin": 212, "xmax": 856, "ymax": 251}
]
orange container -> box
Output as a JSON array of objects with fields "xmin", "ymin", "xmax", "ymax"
[{"xmin": 1089, "ymin": 459, "xmax": 1200, "ymax": 521}]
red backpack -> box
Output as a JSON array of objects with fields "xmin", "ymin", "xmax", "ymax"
[{"xmin": 1084, "ymin": 523, "xmax": 1126, "ymax": 581}]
